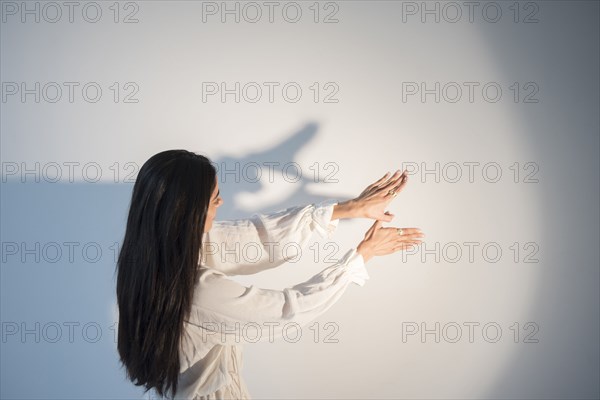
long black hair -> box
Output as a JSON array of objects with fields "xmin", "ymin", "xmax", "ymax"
[{"xmin": 115, "ymin": 149, "xmax": 216, "ymax": 398}]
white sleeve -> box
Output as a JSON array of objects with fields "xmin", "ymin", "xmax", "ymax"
[
  {"xmin": 186, "ymin": 247, "xmax": 369, "ymax": 346},
  {"xmin": 201, "ymin": 199, "xmax": 340, "ymax": 276}
]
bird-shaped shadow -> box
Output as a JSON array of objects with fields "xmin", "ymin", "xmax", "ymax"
[{"xmin": 211, "ymin": 121, "xmax": 349, "ymax": 220}]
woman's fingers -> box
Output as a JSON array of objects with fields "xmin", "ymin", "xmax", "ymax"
[
  {"xmin": 389, "ymin": 173, "xmax": 409, "ymax": 194},
  {"xmin": 377, "ymin": 229, "xmax": 423, "ymax": 245},
  {"xmin": 383, "ymin": 173, "xmax": 408, "ymax": 194},
  {"xmin": 386, "ymin": 229, "xmax": 424, "ymax": 247},
  {"xmin": 381, "ymin": 227, "xmax": 423, "ymax": 236},
  {"xmin": 373, "ymin": 170, "xmax": 402, "ymax": 188},
  {"xmin": 365, "ymin": 172, "xmax": 391, "ymax": 191},
  {"xmin": 378, "ymin": 170, "xmax": 407, "ymax": 194},
  {"xmin": 362, "ymin": 169, "xmax": 408, "ymax": 200},
  {"xmin": 397, "ymin": 227, "xmax": 423, "ymax": 235},
  {"xmin": 397, "ymin": 238, "xmax": 423, "ymax": 245},
  {"xmin": 374, "ymin": 171, "xmax": 391, "ymax": 185},
  {"xmin": 380, "ymin": 211, "xmax": 395, "ymax": 222},
  {"xmin": 400, "ymin": 232, "xmax": 425, "ymax": 240}
]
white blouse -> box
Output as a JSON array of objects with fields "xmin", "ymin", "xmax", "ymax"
[{"xmin": 172, "ymin": 199, "xmax": 370, "ymax": 399}]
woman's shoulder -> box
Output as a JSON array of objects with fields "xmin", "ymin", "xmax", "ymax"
[{"xmin": 197, "ymin": 265, "xmax": 228, "ymax": 281}]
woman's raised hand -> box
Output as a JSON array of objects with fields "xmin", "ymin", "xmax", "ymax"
[
  {"xmin": 351, "ymin": 170, "xmax": 409, "ymax": 222},
  {"xmin": 331, "ymin": 170, "xmax": 411, "ymax": 221}
]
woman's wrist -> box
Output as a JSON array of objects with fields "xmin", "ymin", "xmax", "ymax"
[
  {"xmin": 356, "ymin": 242, "xmax": 373, "ymax": 263},
  {"xmin": 332, "ymin": 200, "xmax": 360, "ymax": 220}
]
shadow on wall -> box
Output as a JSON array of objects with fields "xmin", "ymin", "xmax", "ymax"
[
  {"xmin": 0, "ymin": 121, "xmax": 349, "ymax": 399},
  {"xmin": 212, "ymin": 121, "xmax": 345, "ymax": 220}
]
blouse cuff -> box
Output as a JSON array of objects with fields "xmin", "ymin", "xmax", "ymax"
[
  {"xmin": 311, "ymin": 199, "xmax": 340, "ymax": 239},
  {"xmin": 339, "ymin": 248, "xmax": 370, "ymax": 287}
]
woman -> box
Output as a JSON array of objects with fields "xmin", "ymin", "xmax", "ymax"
[{"xmin": 116, "ymin": 149, "xmax": 424, "ymax": 399}]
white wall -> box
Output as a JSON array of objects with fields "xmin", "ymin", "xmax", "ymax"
[{"xmin": 1, "ymin": 1, "xmax": 598, "ymax": 399}]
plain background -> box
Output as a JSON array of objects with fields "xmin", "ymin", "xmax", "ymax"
[{"xmin": 1, "ymin": 1, "xmax": 598, "ymax": 399}]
